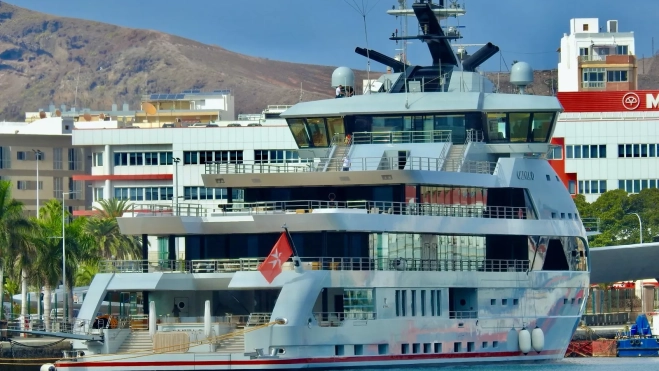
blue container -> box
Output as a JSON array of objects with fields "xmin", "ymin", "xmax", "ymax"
[{"xmin": 617, "ymin": 337, "xmax": 659, "ymax": 357}]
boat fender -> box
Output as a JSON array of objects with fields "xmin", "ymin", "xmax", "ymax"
[
  {"xmin": 40, "ymin": 364, "xmax": 56, "ymax": 371},
  {"xmin": 531, "ymin": 326, "xmax": 544, "ymax": 353},
  {"xmin": 518, "ymin": 327, "xmax": 532, "ymax": 355}
]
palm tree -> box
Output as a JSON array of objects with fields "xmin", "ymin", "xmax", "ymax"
[
  {"xmin": 0, "ymin": 180, "xmax": 32, "ymax": 321},
  {"xmin": 75, "ymin": 262, "xmax": 99, "ymax": 287},
  {"xmin": 86, "ymin": 198, "xmax": 141, "ymax": 260},
  {"xmin": 93, "ymin": 198, "xmax": 133, "ymax": 218}
]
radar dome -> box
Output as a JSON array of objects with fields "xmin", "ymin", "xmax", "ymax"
[
  {"xmin": 332, "ymin": 67, "xmax": 355, "ymax": 88},
  {"xmin": 510, "ymin": 62, "xmax": 533, "ymax": 87}
]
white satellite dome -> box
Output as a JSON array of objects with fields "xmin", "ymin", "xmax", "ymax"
[{"xmin": 332, "ymin": 67, "xmax": 355, "ymax": 88}]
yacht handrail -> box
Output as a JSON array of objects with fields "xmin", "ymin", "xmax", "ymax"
[
  {"xmin": 204, "ymin": 157, "xmax": 497, "ymax": 174},
  {"xmin": 123, "ymin": 200, "xmax": 531, "ymax": 219},
  {"xmin": 99, "ymin": 257, "xmax": 530, "ymax": 274},
  {"xmin": 351, "ymin": 130, "xmax": 452, "ymax": 144}
]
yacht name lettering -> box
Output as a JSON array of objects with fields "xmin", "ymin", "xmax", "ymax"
[{"xmin": 516, "ymin": 171, "xmax": 534, "ymax": 180}]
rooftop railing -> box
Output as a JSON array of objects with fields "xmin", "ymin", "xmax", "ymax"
[
  {"xmin": 204, "ymin": 157, "xmax": 497, "ymax": 175},
  {"xmin": 121, "ymin": 200, "xmax": 530, "ymax": 220},
  {"xmin": 351, "ymin": 130, "xmax": 452, "ymax": 144},
  {"xmin": 99, "ymin": 257, "xmax": 530, "ymax": 274}
]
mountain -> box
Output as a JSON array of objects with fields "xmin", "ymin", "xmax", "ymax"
[
  {"xmin": 0, "ymin": 2, "xmax": 351, "ymax": 120},
  {"xmin": 2, "ymin": 2, "xmax": 659, "ymax": 122}
]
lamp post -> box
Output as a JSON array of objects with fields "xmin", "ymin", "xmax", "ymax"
[
  {"xmin": 61, "ymin": 191, "xmax": 79, "ymax": 319},
  {"xmin": 32, "ymin": 149, "xmax": 43, "ymax": 218},
  {"xmin": 628, "ymin": 212, "xmax": 643, "ymax": 244},
  {"xmin": 173, "ymin": 157, "xmax": 181, "ymax": 215}
]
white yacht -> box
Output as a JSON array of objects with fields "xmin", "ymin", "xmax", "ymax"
[{"xmin": 48, "ymin": 1, "xmax": 590, "ymax": 370}]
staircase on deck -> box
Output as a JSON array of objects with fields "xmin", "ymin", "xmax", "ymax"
[
  {"xmin": 216, "ymin": 330, "xmax": 246, "ymax": 353},
  {"xmin": 442, "ymin": 144, "xmax": 465, "ymax": 172},
  {"xmin": 117, "ymin": 330, "xmax": 153, "ymax": 353},
  {"xmin": 319, "ymin": 134, "xmax": 352, "ymax": 172}
]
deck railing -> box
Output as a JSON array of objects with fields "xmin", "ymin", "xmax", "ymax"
[
  {"xmin": 449, "ymin": 311, "xmax": 478, "ymax": 319},
  {"xmin": 204, "ymin": 157, "xmax": 497, "ymax": 175},
  {"xmin": 313, "ymin": 312, "xmax": 376, "ymax": 327},
  {"xmin": 99, "ymin": 257, "xmax": 530, "ymax": 274},
  {"xmin": 122, "ymin": 200, "xmax": 529, "ymax": 220},
  {"xmin": 351, "ymin": 130, "xmax": 452, "ymax": 144}
]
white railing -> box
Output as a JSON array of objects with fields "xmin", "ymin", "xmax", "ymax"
[{"xmin": 99, "ymin": 257, "xmax": 530, "ymax": 274}]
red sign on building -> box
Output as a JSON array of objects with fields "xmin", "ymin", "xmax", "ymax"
[{"xmin": 557, "ymin": 91, "xmax": 659, "ymax": 112}]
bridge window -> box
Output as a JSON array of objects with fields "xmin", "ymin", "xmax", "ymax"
[
  {"xmin": 306, "ymin": 118, "xmax": 329, "ymax": 147},
  {"xmin": 288, "ymin": 119, "xmax": 310, "ymax": 148},
  {"xmin": 510, "ymin": 113, "xmax": 531, "ymax": 143}
]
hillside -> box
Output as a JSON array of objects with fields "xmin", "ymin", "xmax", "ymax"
[
  {"xmin": 2, "ymin": 2, "xmax": 659, "ymax": 121},
  {"xmin": 0, "ymin": 2, "xmax": 351, "ymax": 120}
]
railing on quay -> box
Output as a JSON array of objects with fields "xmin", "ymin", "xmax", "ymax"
[
  {"xmin": 121, "ymin": 200, "xmax": 530, "ymax": 220},
  {"xmin": 351, "ymin": 130, "xmax": 452, "ymax": 145},
  {"xmin": 99, "ymin": 257, "xmax": 530, "ymax": 274},
  {"xmin": 204, "ymin": 157, "xmax": 497, "ymax": 175}
]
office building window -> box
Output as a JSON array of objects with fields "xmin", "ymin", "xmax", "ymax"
[
  {"xmin": 93, "ymin": 153, "xmax": 103, "ymax": 167},
  {"xmin": 577, "ymin": 180, "xmax": 606, "ymax": 194},
  {"xmin": 607, "ymin": 70, "xmax": 628, "ymax": 82},
  {"xmin": 114, "ymin": 151, "xmax": 173, "ymax": 166},
  {"xmin": 618, "ymin": 144, "xmax": 658, "ymax": 158},
  {"xmin": 565, "ymin": 145, "xmax": 606, "ymax": 159}
]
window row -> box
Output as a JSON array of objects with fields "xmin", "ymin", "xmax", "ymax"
[
  {"xmin": 400, "ymin": 341, "xmax": 497, "ymax": 355},
  {"xmin": 0, "ymin": 147, "xmax": 67, "ymax": 170},
  {"xmin": 617, "ymin": 144, "xmax": 659, "ymax": 158},
  {"xmin": 114, "ymin": 187, "xmax": 174, "ymax": 201},
  {"xmin": 565, "ymin": 144, "xmax": 606, "ymax": 159},
  {"xmin": 582, "ymin": 68, "xmax": 630, "ymax": 84},
  {"xmin": 394, "ymin": 289, "xmax": 441, "ymax": 317},
  {"xmin": 254, "ymin": 150, "xmax": 311, "ymax": 164},
  {"xmin": 183, "ymin": 150, "xmax": 243, "ymax": 165},
  {"xmin": 183, "ymin": 187, "xmax": 244, "ymax": 201},
  {"xmin": 16, "ymin": 180, "xmax": 43, "ymax": 190},
  {"xmin": 550, "ymin": 211, "xmax": 577, "ymax": 220},
  {"xmin": 489, "ymin": 298, "xmax": 519, "ymax": 306},
  {"xmin": 618, "ymin": 179, "xmax": 659, "ymax": 194},
  {"xmin": 578, "ymin": 180, "xmax": 607, "ymax": 195},
  {"xmin": 113, "ymin": 152, "xmax": 174, "ymax": 166}
]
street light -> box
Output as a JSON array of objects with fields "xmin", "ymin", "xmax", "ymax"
[
  {"xmin": 32, "ymin": 149, "xmax": 43, "ymax": 218},
  {"xmin": 627, "ymin": 213, "xmax": 643, "ymax": 244},
  {"xmin": 173, "ymin": 157, "xmax": 181, "ymax": 215},
  {"xmin": 61, "ymin": 190, "xmax": 79, "ymax": 318}
]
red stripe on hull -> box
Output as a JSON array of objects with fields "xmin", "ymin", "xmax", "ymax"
[{"xmin": 56, "ymin": 349, "xmax": 563, "ymax": 368}]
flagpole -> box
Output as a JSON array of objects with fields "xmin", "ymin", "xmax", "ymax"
[
  {"xmin": 282, "ymin": 224, "xmax": 303, "ymax": 272},
  {"xmin": 282, "ymin": 224, "xmax": 300, "ymax": 257}
]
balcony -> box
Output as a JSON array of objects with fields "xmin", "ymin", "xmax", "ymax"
[
  {"xmin": 579, "ymin": 55, "xmax": 636, "ymax": 64},
  {"xmin": 99, "ymin": 257, "xmax": 530, "ymax": 274},
  {"xmin": 204, "ymin": 157, "xmax": 497, "ymax": 175}
]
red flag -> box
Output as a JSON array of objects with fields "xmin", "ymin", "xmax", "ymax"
[{"xmin": 258, "ymin": 232, "xmax": 293, "ymax": 283}]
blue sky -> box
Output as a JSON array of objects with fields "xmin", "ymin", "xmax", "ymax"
[{"xmin": 9, "ymin": 0, "xmax": 659, "ymax": 72}]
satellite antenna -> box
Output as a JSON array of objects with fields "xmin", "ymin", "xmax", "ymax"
[
  {"xmin": 39, "ymin": 111, "xmax": 46, "ymax": 119},
  {"xmin": 55, "ymin": 109, "xmax": 62, "ymax": 117},
  {"xmin": 83, "ymin": 113, "xmax": 92, "ymax": 121},
  {"xmin": 510, "ymin": 62, "xmax": 534, "ymax": 95},
  {"xmin": 143, "ymin": 102, "xmax": 157, "ymax": 124}
]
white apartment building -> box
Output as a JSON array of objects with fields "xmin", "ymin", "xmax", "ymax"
[
  {"xmin": 547, "ymin": 18, "xmax": 659, "ymax": 203},
  {"xmin": 557, "ymin": 18, "xmax": 636, "ymax": 92}
]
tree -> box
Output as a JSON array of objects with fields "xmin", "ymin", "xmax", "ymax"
[
  {"xmin": 575, "ymin": 188, "xmax": 659, "ymax": 247},
  {"xmin": 0, "ymin": 180, "xmax": 33, "ymax": 321},
  {"xmin": 86, "ymin": 198, "xmax": 141, "ymax": 260}
]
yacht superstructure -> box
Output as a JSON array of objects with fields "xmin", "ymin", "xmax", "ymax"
[{"xmin": 49, "ymin": 1, "xmax": 589, "ymax": 370}]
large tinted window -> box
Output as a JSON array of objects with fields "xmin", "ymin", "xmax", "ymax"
[
  {"xmin": 486, "ymin": 113, "xmax": 508, "ymax": 142},
  {"xmin": 509, "ymin": 113, "xmax": 531, "ymax": 143},
  {"xmin": 326, "ymin": 117, "xmax": 345, "ymax": 139},
  {"xmin": 306, "ymin": 118, "xmax": 329, "ymax": 147},
  {"xmin": 531, "ymin": 113, "xmax": 554, "ymax": 142},
  {"xmin": 287, "ymin": 118, "xmax": 310, "ymax": 148}
]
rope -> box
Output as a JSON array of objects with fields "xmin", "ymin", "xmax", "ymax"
[{"xmin": 9, "ymin": 337, "xmax": 66, "ymax": 348}]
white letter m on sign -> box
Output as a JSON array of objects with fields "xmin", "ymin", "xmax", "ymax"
[{"xmin": 647, "ymin": 94, "xmax": 659, "ymax": 109}]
